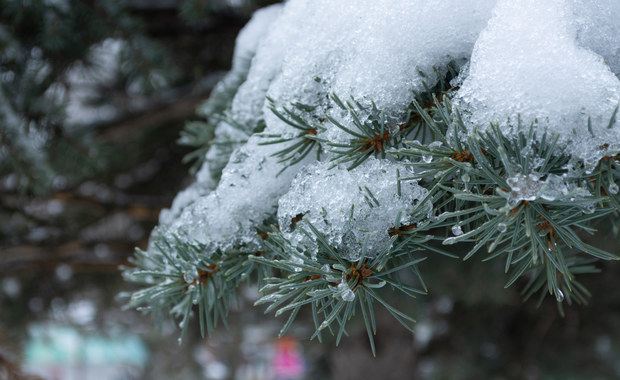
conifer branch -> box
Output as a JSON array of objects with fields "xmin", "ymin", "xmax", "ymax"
[{"xmin": 252, "ymin": 221, "xmax": 427, "ymax": 356}]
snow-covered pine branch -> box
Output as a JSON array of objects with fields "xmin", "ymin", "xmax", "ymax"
[{"xmin": 124, "ymin": 0, "xmax": 620, "ymax": 349}]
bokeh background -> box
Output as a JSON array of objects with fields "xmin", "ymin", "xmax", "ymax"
[{"xmin": 1, "ymin": 1, "xmax": 619, "ymax": 379}]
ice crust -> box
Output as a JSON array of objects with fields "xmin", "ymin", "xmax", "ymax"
[
  {"xmin": 455, "ymin": 0, "xmax": 620, "ymax": 166},
  {"xmin": 157, "ymin": 0, "xmax": 620, "ymax": 260},
  {"xmin": 505, "ymin": 173, "xmax": 590, "ymax": 209},
  {"xmin": 278, "ymin": 158, "xmax": 430, "ymax": 261}
]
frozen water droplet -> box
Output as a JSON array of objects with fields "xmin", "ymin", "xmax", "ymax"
[
  {"xmin": 556, "ymin": 289, "xmax": 564, "ymax": 302},
  {"xmin": 583, "ymin": 203, "xmax": 596, "ymax": 214},
  {"xmin": 341, "ymin": 289, "xmax": 355, "ymax": 302},
  {"xmin": 451, "ymin": 225, "xmax": 463, "ymax": 236},
  {"xmin": 337, "ymin": 282, "xmax": 355, "ymax": 301},
  {"xmin": 609, "ymin": 183, "xmax": 619, "ymax": 195},
  {"xmin": 429, "ymin": 141, "xmax": 443, "ymax": 149},
  {"xmin": 497, "ymin": 223, "xmax": 507, "ymax": 233},
  {"xmin": 461, "ymin": 173, "xmax": 470, "ymax": 185},
  {"xmin": 184, "ymin": 270, "xmax": 196, "ymax": 284},
  {"xmin": 290, "ymin": 255, "xmax": 304, "ymax": 272},
  {"xmin": 422, "ymin": 155, "xmax": 433, "ymax": 163},
  {"xmin": 507, "ymin": 199, "xmax": 520, "ymax": 209}
]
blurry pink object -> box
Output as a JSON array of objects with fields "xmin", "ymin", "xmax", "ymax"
[{"xmin": 271, "ymin": 337, "xmax": 305, "ymax": 379}]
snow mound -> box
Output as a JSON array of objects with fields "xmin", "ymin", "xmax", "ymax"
[
  {"xmin": 261, "ymin": 0, "xmax": 497, "ymax": 142},
  {"xmin": 159, "ymin": 0, "xmax": 620, "ymax": 259},
  {"xmin": 570, "ymin": 0, "xmax": 620, "ymax": 77},
  {"xmin": 162, "ymin": 0, "xmax": 498, "ymax": 254},
  {"xmin": 455, "ymin": 0, "xmax": 620, "ymax": 166},
  {"xmin": 278, "ymin": 158, "xmax": 430, "ymax": 261},
  {"xmin": 168, "ymin": 136, "xmax": 310, "ymax": 256}
]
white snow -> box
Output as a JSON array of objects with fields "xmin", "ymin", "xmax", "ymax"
[
  {"xmin": 455, "ymin": 0, "xmax": 620, "ymax": 166},
  {"xmin": 278, "ymin": 158, "xmax": 430, "ymax": 261},
  {"xmin": 161, "ymin": 0, "xmax": 495, "ymax": 255},
  {"xmin": 261, "ymin": 0, "xmax": 498, "ymax": 143},
  {"xmin": 155, "ymin": 0, "xmax": 620, "ymax": 261},
  {"xmin": 168, "ymin": 135, "xmax": 311, "ymax": 255},
  {"xmin": 570, "ymin": 0, "xmax": 620, "ymax": 77}
]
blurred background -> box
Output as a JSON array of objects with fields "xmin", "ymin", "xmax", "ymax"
[{"xmin": 1, "ymin": 1, "xmax": 620, "ymax": 379}]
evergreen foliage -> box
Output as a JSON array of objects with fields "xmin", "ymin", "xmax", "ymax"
[
  {"xmin": 0, "ymin": 0, "xmax": 267, "ymax": 194},
  {"xmin": 9, "ymin": 0, "xmax": 611, "ymax": 355},
  {"xmin": 124, "ymin": 59, "xmax": 620, "ymax": 351},
  {"xmin": 0, "ymin": 0, "xmax": 168, "ymax": 193}
]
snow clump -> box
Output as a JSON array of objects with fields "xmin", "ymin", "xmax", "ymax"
[
  {"xmin": 455, "ymin": 0, "xmax": 620, "ymax": 167},
  {"xmin": 278, "ymin": 158, "xmax": 431, "ymax": 261},
  {"xmin": 161, "ymin": 0, "xmax": 499, "ymax": 255},
  {"xmin": 158, "ymin": 0, "xmax": 620, "ymax": 261}
]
